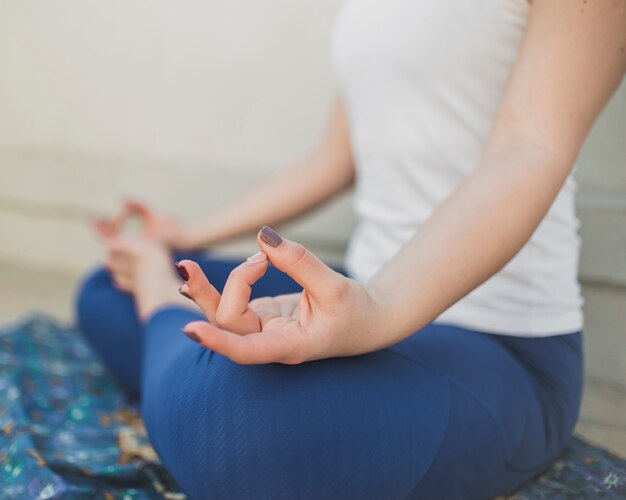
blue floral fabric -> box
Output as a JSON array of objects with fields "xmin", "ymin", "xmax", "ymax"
[
  {"xmin": 0, "ymin": 315, "xmax": 183, "ymax": 499},
  {"xmin": 0, "ymin": 315, "xmax": 624, "ymax": 499}
]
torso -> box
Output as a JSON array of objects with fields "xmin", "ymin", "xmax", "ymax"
[{"xmin": 332, "ymin": 0, "xmax": 583, "ymax": 336}]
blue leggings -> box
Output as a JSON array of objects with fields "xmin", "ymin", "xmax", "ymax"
[{"xmin": 76, "ymin": 255, "xmax": 583, "ymax": 499}]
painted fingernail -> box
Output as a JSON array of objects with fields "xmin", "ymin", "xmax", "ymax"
[
  {"xmin": 183, "ymin": 329, "xmax": 201, "ymax": 343},
  {"xmin": 179, "ymin": 285, "xmax": 192, "ymax": 300},
  {"xmin": 260, "ymin": 226, "xmax": 282, "ymax": 248},
  {"xmin": 246, "ymin": 251, "xmax": 267, "ymax": 264},
  {"xmin": 174, "ymin": 262, "xmax": 189, "ymax": 281}
]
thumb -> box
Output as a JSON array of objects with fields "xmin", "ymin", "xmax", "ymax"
[{"xmin": 257, "ymin": 226, "xmax": 343, "ymax": 298}]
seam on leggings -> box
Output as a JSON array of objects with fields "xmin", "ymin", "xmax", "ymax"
[
  {"xmin": 491, "ymin": 334, "xmax": 582, "ymax": 462},
  {"xmin": 383, "ymin": 347, "xmax": 445, "ymax": 375},
  {"xmin": 490, "ymin": 339, "xmax": 552, "ymax": 463},
  {"xmin": 445, "ymin": 377, "xmax": 563, "ymax": 474},
  {"xmin": 381, "ymin": 349, "xmax": 453, "ymax": 498},
  {"xmin": 402, "ymin": 376, "xmax": 517, "ymax": 500},
  {"xmin": 401, "ymin": 377, "xmax": 453, "ymax": 500},
  {"xmin": 386, "ymin": 349, "xmax": 559, "ymax": 476}
]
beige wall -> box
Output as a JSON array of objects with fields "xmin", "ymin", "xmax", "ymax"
[
  {"xmin": 0, "ymin": 0, "xmax": 625, "ymax": 449},
  {"xmin": 574, "ymin": 83, "xmax": 626, "ymax": 448},
  {"xmin": 0, "ymin": 0, "xmax": 339, "ymax": 166},
  {"xmin": 0, "ymin": 0, "xmax": 351, "ymax": 273}
]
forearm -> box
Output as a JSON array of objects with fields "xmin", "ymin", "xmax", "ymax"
[
  {"xmin": 366, "ymin": 145, "xmax": 572, "ymax": 346},
  {"xmin": 362, "ymin": 0, "xmax": 626, "ymax": 349},
  {"xmin": 187, "ymin": 148, "xmax": 353, "ymax": 247}
]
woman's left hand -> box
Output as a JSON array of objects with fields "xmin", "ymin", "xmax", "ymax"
[{"xmin": 178, "ymin": 226, "xmax": 387, "ymax": 364}]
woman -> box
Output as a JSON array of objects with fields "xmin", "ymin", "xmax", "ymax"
[{"xmin": 77, "ymin": 1, "xmax": 626, "ymax": 498}]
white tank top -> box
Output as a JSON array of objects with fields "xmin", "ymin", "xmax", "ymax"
[{"xmin": 332, "ymin": 0, "xmax": 583, "ymax": 336}]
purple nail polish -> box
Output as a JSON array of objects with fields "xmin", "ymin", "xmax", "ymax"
[
  {"xmin": 175, "ymin": 262, "xmax": 189, "ymax": 281},
  {"xmin": 179, "ymin": 286, "xmax": 192, "ymax": 300},
  {"xmin": 183, "ymin": 329, "xmax": 201, "ymax": 343},
  {"xmin": 260, "ymin": 226, "xmax": 283, "ymax": 248}
]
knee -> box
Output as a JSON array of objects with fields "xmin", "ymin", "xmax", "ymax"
[
  {"xmin": 75, "ymin": 265, "xmax": 115, "ymax": 326},
  {"xmin": 74, "ymin": 264, "xmax": 138, "ymax": 360},
  {"xmin": 141, "ymin": 355, "xmax": 278, "ymax": 497},
  {"xmin": 140, "ymin": 353, "xmax": 437, "ymax": 499},
  {"xmin": 75, "ymin": 264, "xmax": 143, "ymax": 394}
]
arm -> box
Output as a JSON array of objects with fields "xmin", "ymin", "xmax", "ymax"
[
  {"xmin": 364, "ymin": 0, "xmax": 626, "ymax": 345},
  {"xmin": 96, "ymin": 98, "xmax": 354, "ymax": 249},
  {"xmin": 178, "ymin": 0, "xmax": 626, "ymax": 364},
  {"xmin": 92, "ymin": 99, "xmax": 354, "ymax": 250}
]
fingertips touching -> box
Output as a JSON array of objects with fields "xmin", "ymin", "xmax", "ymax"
[
  {"xmin": 91, "ymin": 217, "xmax": 114, "ymax": 239},
  {"xmin": 123, "ymin": 200, "xmax": 150, "ymax": 217}
]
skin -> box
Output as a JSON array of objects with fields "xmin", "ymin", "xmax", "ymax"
[{"xmin": 96, "ymin": 0, "xmax": 626, "ymax": 364}]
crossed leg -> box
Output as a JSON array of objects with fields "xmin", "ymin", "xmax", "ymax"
[{"xmin": 76, "ymin": 256, "xmax": 582, "ymax": 499}]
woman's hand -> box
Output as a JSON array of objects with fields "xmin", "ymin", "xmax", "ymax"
[
  {"xmin": 177, "ymin": 226, "xmax": 387, "ymax": 365},
  {"xmin": 91, "ymin": 200, "xmax": 200, "ymax": 251}
]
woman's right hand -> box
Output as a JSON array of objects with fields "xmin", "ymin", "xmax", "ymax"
[{"xmin": 91, "ymin": 200, "xmax": 201, "ymax": 251}]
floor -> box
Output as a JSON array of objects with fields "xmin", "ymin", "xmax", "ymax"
[
  {"xmin": 1, "ymin": 262, "xmax": 624, "ymax": 458},
  {"xmin": 0, "ymin": 262, "xmax": 77, "ymax": 324}
]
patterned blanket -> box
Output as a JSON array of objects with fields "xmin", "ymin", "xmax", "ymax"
[{"xmin": 1, "ymin": 315, "xmax": 624, "ymax": 499}]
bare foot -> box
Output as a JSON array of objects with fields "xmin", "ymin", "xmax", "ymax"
[{"xmin": 107, "ymin": 235, "xmax": 195, "ymax": 320}]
